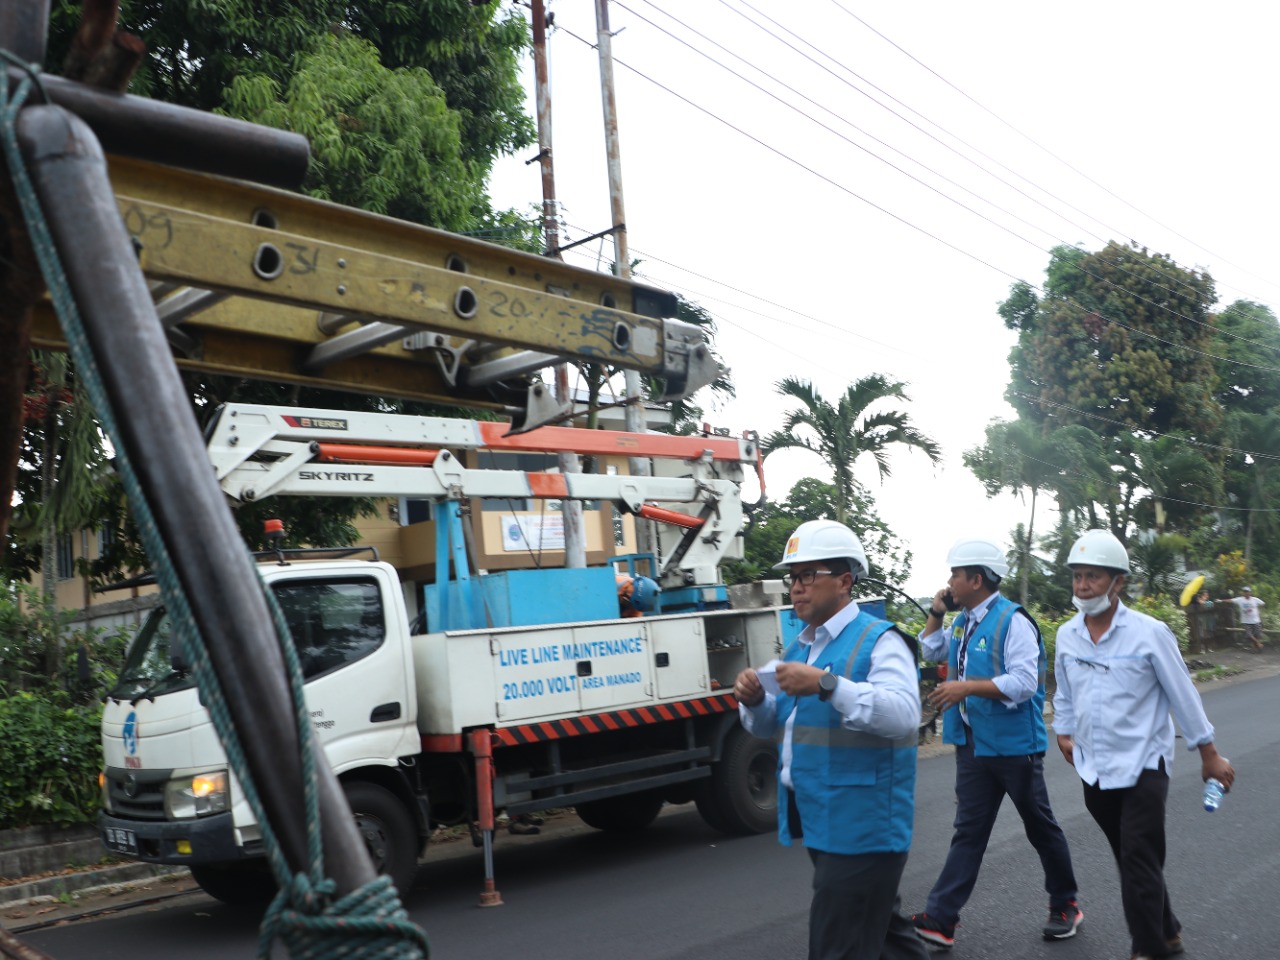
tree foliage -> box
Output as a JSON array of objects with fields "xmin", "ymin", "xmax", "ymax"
[
  {"xmin": 1005, "ymin": 242, "xmax": 1219, "ymax": 438},
  {"xmin": 964, "ymin": 420, "xmax": 1102, "ymax": 603},
  {"xmin": 972, "ymin": 241, "xmax": 1280, "ymax": 594},
  {"xmin": 727, "ymin": 477, "xmax": 912, "ymax": 590}
]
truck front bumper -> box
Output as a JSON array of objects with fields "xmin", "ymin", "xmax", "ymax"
[{"xmin": 98, "ymin": 810, "xmax": 254, "ymax": 864}]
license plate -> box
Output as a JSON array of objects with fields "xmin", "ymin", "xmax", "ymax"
[{"xmin": 103, "ymin": 827, "xmax": 138, "ymax": 855}]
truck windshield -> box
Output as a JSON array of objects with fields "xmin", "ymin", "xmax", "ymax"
[
  {"xmin": 108, "ymin": 606, "xmax": 191, "ymax": 701},
  {"xmin": 107, "ymin": 576, "xmax": 386, "ymax": 700}
]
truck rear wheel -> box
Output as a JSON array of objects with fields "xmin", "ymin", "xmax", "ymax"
[
  {"xmin": 697, "ymin": 726, "xmax": 776, "ymax": 835},
  {"xmin": 345, "ymin": 781, "xmax": 420, "ymax": 897},
  {"xmin": 190, "ymin": 860, "xmax": 276, "ymax": 908},
  {"xmin": 575, "ymin": 789, "xmax": 665, "ymax": 833}
]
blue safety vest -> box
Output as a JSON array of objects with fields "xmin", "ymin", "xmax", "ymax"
[
  {"xmin": 774, "ymin": 610, "xmax": 917, "ymax": 855},
  {"xmin": 942, "ymin": 594, "xmax": 1047, "ymax": 756}
]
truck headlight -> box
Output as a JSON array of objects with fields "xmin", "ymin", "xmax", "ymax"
[{"xmin": 165, "ymin": 770, "xmax": 229, "ymax": 819}]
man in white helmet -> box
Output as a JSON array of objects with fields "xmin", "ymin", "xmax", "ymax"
[
  {"xmin": 909, "ymin": 537, "xmax": 1081, "ymax": 950},
  {"xmin": 733, "ymin": 519, "xmax": 927, "ymax": 960},
  {"xmin": 1053, "ymin": 529, "xmax": 1235, "ymax": 960}
]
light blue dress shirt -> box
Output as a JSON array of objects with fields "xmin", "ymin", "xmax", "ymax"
[
  {"xmin": 1052, "ymin": 601, "xmax": 1215, "ymax": 789},
  {"xmin": 739, "ymin": 600, "xmax": 921, "ymax": 788}
]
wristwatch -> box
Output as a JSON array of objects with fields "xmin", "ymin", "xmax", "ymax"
[
  {"xmin": 930, "ymin": 607, "xmax": 948, "ymax": 618},
  {"xmin": 818, "ymin": 670, "xmax": 838, "ymax": 702}
]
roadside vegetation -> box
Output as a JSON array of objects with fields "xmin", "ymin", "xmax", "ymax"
[{"xmin": 0, "ymin": 586, "xmax": 132, "ymax": 829}]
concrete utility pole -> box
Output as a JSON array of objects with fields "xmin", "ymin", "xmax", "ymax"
[
  {"xmin": 594, "ymin": 0, "xmax": 655, "ymax": 564},
  {"xmin": 531, "ymin": 0, "xmax": 586, "ymax": 569}
]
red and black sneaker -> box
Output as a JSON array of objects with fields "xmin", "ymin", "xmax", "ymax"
[
  {"xmin": 1043, "ymin": 900, "xmax": 1084, "ymax": 940},
  {"xmin": 911, "ymin": 912, "xmax": 956, "ymax": 949}
]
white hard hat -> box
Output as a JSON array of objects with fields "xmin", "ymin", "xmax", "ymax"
[
  {"xmin": 1067, "ymin": 529, "xmax": 1130, "ymax": 573},
  {"xmin": 946, "ymin": 537, "xmax": 1009, "ymax": 581},
  {"xmin": 774, "ymin": 519, "xmax": 868, "ymax": 581}
]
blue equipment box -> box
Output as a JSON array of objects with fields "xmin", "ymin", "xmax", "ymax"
[{"xmin": 423, "ymin": 567, "xmax": 620, "ymax": 631}]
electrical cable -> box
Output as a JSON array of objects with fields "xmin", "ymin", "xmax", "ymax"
[{"xmin": 827, "ymin": 0, "xmax": 1280, "ymax": 304}]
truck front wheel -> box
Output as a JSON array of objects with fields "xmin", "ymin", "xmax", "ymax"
[
  {"xmin": 697, "ymin": 726, "xmax": 777, "ymax": 835},
  {"xmin": 189, "ymin": 860, "xmax": 276, "ymax": 908},
  {"xmin": 345, "ymin": 781, "xmax": 420, "ymax": 898},
  {"xmin": 575, "ymin": 789, "xmax": 665, "ymax": 833}
]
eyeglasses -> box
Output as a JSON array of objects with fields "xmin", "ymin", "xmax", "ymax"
[
  {"xmin": 1074, "ymin": 656, "xmax": 1110, "ymax": 673},
  {"xmin": 782, "ymin": 569, "xmax": 836, "ymax": 589}
]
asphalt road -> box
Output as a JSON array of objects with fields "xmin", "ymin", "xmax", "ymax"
[{"xmin": 17, "ymin": 674, "xmax": 1278, "ymax": 960}]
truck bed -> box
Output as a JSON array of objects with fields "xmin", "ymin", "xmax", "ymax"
[{"xmin": 411, "ymin": 607, "xmax": 786, "ymax": 733}]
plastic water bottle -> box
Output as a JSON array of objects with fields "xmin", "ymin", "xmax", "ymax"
[{"xmin": 1203, "ymin": 777, "xmax": 1225, "ymax": 812}]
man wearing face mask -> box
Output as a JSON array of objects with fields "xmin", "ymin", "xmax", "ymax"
[{"xmin": 1053, "ymin": 529, "xmax": 1235, "ymax": 960}]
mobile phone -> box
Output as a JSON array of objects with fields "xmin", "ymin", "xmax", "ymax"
[{"xmin": 942, "ymin": 590, "xmax": 959, "ymax": 611}]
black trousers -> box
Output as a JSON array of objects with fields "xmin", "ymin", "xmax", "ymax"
[
  {"xmin": 926, "ymin": 734, "xmax": 1077, "ymax": 924},
  {"xmin": 1082, "ymin": 764, "xmax": 1180, "ymax": 958},
  {"xmin": 791, "ymin": 791, "xmax": 929, "ymax": 960}
]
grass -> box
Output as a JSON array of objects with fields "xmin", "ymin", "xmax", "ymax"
[{"xmin": 1194, "ymin": 665, "xmax": 1242, "ymax": 682}]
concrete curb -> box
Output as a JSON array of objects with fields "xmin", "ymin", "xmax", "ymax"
[{"xmin": 0, "ymin": 863, "xmax": 190, "ymax": 915}]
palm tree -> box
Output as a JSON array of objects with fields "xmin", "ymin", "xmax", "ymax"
[
  {"xmin": 1129, "ymin": 434, "xmax": 1221, "ymax": 535},
  {"xmin": 762, "ymin": 376, "xmax": 941, "ymax": 526}
]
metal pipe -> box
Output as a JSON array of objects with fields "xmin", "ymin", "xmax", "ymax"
[
  {"xmin": 9, "ymin": 69, "xmax": 310, "ymax": 190},
  {"xmin": 15, "ymin": 103, "xmax": 371, "ymax": 896},
  {"xmin": 469, "ymin": 729, "xmax": 503, "ymax": 908}
]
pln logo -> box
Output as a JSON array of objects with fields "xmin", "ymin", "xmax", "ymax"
[{"xmin": 123, "ymin": 711, "xmax": 139, "ymax": 755}]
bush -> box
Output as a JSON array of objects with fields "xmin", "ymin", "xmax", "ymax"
[
  {"xmin": 1025, "ymin": 604, "xmax": 1075, "ymax": 667},
  {"xmin": 0, "ymin": 584, "xmax": 132, "ymax": 701},
  {"xmin": 0, "ymin": 586, "xmax": 136, "ymax": 828},
  {"xmin": 1130, "ymin": 594, "xmax": 1192, "ymax": 653},
  {"xmin": 0, "ymin": 692, "xmax": 103, "ymax": 827}
]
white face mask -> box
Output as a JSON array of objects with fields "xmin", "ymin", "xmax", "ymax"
[{"xmin": 1072, "ymin": 576, "xmax": 1117, "ymax": 617}]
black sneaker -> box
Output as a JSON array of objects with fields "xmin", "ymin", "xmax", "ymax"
[
  {"xmin": 911, "ymin": 913, "xmax": 956, "ymax": 949},
  {"xmin": 1043, "ymin": 901, "xmax": 1083, "ymax": 940}
]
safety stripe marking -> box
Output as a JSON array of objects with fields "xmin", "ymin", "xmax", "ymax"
[{"xmin": 491, "ymin": 693, "xmax": 737, "ymax": 747}]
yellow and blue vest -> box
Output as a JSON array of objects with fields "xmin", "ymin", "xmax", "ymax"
[
  {"xmin": 774, "ymin": 611, "xmax": 917, "ymax": 855},
  {"xmin": 943, "ymin": 594, "xmax": 1047, "ymax": 756}
]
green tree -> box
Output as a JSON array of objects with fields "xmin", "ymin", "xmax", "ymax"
[
  {"xmin": 1210, "ymin": 301, "xmax": 1280, "ymax": 416},
  {"xmin": 963, "ymin": 419, "xmax": 1101, "ymax": 604},
  {"xmin": 1000, "ymin": 242, "xmax": 1222, "ymax": 535},
  {"xmin": 1127, "ymin": 434, "xmax": 1222, "ymax": 535},
  {"xmin": 1129, "ymin": 533, "xmax": 1191, "ymax": 597},
  {"xmin": 1222, "ymin": 411, "xmax": 1280, "ymax": 570},
  {"xmin": 46, "ymin": 1, "xmax": 535, "ymax": 217},
  {"xmin": 3, "ymin": 355, "xmax": 111, "ymax": 593},
  {"xmin": 730, "ymin": 477, "xmax": 912, "ymax": 588},
  {"xmin": 762, "ymin": 376, "xmax": 940, "ymax": 526}
]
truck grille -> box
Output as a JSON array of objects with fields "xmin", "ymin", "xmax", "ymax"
[{"xmin": 104, "ymin": 766, "xmax": 171, "ymax": 820}]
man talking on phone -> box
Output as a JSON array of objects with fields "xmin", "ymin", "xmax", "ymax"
[{"xmin": 909, "ymin": 537, "xmax": 1081, "ymax": 950}]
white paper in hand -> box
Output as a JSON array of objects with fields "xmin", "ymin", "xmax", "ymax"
[{"xmin": 755, "ymin": 659, "xmax": 784, "ymax": 697}]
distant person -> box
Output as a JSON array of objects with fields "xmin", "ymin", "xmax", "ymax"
[
  {"xmin": 910, "ymin": 537, "xmax": 1081, "ymax": 950},
  {"xmin": 1186, "ymin": 590, "xmax": 1215, "ymax": 653},
  {"xmin": 1054, "ymin": 530, "xmax": 1235, "ymax": 960},
  {"xmin": 1225, "ymin": 586, "xmax": 1266, "ymax": 651},
  {"xmin": 734, "ymin": 520, "xmax": 928, "ymax": 960}
]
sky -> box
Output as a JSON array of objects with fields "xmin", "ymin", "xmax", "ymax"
[{"xmin": 486, "ymin": 1, "xmax": 1280, "ymax": 595}]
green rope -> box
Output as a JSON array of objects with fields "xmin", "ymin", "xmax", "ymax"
[{"xmin": 0, "ymin": 55, "xmax": 427, "ymax": 959}]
